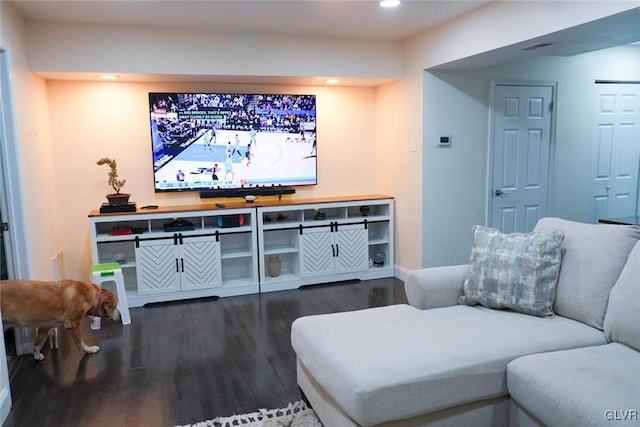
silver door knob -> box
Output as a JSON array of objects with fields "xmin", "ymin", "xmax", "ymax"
[{"xmin": 495, "ymin": 189, "xmax": 504, "ymax": 196}]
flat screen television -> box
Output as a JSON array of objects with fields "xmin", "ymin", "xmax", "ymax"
[{"xmin": 148, "ymin": 92, "xmax": 317, "ymax": 195}]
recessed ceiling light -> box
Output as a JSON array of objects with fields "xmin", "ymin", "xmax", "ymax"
[
  {"xmin": 380, "ymin": 0, "xmax": 401, "ymax": 8},
  {"xmin": 99, "ymin": 75, "xmax": 118, "ymax": 80},
  {"xmin": 325, "ymin": 79, "xmax": 341, "ymax": 84}
]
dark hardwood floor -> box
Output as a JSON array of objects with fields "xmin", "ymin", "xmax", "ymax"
[{"xmin": 3, "ymin": 278, "xmax": 407, "ymax": 427}]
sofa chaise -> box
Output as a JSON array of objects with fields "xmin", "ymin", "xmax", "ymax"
[{"xmin": 291, "ymin": 217, "xmax": 640, "ymax": 426}]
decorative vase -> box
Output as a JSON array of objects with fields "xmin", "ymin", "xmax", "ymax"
[
  {"xmin": 266, "ymin": 256, "xmax": 282, "ymax": 277},
  {"xmin": 113, "ymin": 252, "xmax": 127, "ymax": 264},
  {"xmin": 373, "ymin": 250, "xmax": 385, "ymax": 267},
  {"xmin": 106, "ymin": 193, "xmax": 131, "ymax": 206}
]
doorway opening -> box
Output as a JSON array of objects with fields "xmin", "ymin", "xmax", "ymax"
[{"xmin": 589, "ymin": 81, "xmax": 640, "ymax": 223}]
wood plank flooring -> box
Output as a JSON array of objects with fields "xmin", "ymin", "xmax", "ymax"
[{"xmin": 3, "ymin": 278, "xmax": 407, "ymax": 427}]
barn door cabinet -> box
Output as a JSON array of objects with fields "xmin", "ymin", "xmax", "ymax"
[
  {"xmin": 135, "ymin": 233, "xmax": 222, "ymax": 295},
  {"xmin": 257, "ymin": 196, "xmax": 394, "ymax": 293},
  {"xmin": 89, "ymin": 206, "xmax": 258, "ymax": 307},
  {"xmin": 89, "ymin": 195, "xmax": 394, "ymax": 305},
  {"xmin": 298, "ymin": 223, "xmax": 369, "ymax": 278}
]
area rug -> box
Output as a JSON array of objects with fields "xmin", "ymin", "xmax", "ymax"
[{"xmin": 176, "ymin": 400, "xmax": 322, "ymax": 427}]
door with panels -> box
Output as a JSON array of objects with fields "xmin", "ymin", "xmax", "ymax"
[
  {"xmin": 590, "ymin": 83, "xmax": 640, "ymax": 223},
  {"xmin": 490, "ymin": 84, "xmax": 554, "ymax": 233}
]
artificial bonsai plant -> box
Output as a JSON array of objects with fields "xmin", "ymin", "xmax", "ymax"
[{"xmin": 96, "ymin": 157, "xmax": 130, "ymax": 205}]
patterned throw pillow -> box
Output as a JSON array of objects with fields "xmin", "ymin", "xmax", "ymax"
[{"xmin": 458, "ymin": 225, "xmax": 565, "ymax": 317}]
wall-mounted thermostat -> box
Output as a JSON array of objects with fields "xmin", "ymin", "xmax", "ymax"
[{"xmin": 435, "ymin": 133, "xmax": 452, "ymax": 148}]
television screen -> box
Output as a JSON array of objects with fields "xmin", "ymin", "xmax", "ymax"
[{"xmin": 149, "ymin": 92, "xmax": 317, "ymax": 193}]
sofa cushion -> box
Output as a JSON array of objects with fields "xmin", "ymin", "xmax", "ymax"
[
  {"xmin": 291, "ymin": 304, "xmax": 606, "ymax": 426},
  {"xmin": 459, "ymin": 225, "xmax": 564, "ymax": 317},
  {"xmin": 508, "ymin": 343, "xmax": 640, "ymax": 427},
  {"xmin": 534, "ymin": 217, "xmax": 640, "ymax": 329},
  {"xmin": 604, "ymin": 241, "xmax": 640, "ymax": 351}
]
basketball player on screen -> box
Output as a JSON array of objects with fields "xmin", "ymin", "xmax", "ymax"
[
  {"xmin": 224, "ymin": 155, "xmax": 234, "ymax": 181},
  {"xmin": 249, "ymin": 128, "xmax": 257, "ymax": 148}
]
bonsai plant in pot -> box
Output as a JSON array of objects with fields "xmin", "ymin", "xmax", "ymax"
[{"xmin": 96, "ymin": 157, "xmax": 130, "ymax": 205}]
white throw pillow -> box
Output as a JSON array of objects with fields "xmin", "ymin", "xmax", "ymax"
[{"xmin": 459, "ymin": 225, "xmax": 564, "ymax": 317}]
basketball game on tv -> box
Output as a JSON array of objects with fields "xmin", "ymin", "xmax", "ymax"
[{"xmin": 149, "ymin": 92, "xmax": 317, "ymax": 193}]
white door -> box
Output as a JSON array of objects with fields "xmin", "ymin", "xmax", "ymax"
[
  {"xmin": 490, "ymin": 84, "xmax": 554, "ymax": 233},
  {"xmin": 334, "ymin": 223, "xmax": 369, "ymax": 274},
  {"xmin": 180, "ymin": 235, "xmax": 222, "ymax": 291},
  {"xmin": 135, "ymin": 238, "xmax": 181, "ymax": 295},
  {"xmin": 299, "ymin": 226, "xmax": 334, "ymax": 278},
  {"xmin": 299, "ymin": 223, "xmax": 369, "ymax": 277},
  {"xmin": 0, "ymin": 48, "xmax": 16, "ymax": 424},
  {"xmin": 590, "ymin": 83, "xmax": 640, "ymax": 223}
]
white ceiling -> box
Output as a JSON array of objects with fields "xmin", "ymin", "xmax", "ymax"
[
  {"xmin": 8, "ymin": 0, "xmax": 492, "ymax": 42},
  {"xmin": 8, "ymin": 0, "xmax": 640, "ymax": 84}
]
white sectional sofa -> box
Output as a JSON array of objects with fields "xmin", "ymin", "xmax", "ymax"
[
  {"xmin": 291, "ymin": 218, "xmax": 640, "ymax": 426},
  {"xmin": 508, "ymin": 234, "xmax": 640, "ymax": 427}
]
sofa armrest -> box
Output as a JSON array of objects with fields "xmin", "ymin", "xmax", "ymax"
[{"xmin": 404, "ymin": 264, "xmax": 468, "ymax": 310}]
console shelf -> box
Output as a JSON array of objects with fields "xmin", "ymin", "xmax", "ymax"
[
  {"xmin": 89, "ymin": 195, "xmax": 393, "ymax": 306},
  {"xmin": 256, "ymin": 196, "xmax": 394, "ymax": 293}
]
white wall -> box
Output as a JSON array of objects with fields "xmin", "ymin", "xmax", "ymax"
[
  {"xmin": 409, "ymin": 1, "xmax": 638, "ymax": 70},
  {"xmin": 375, "ymin": 71, "xmax": 424, "ymax": 273},
  {"xmin": 47, "ymin": 81, "xmax": 377, "ymax": 281},
  {"xmin": 3, "ymin": 0, "xmax": 638, "ymax": 279},
  {"xmin": 544, "ymin": 46, "xmax": 640, "ymax": 221},
  {"xmin": 0, "ymin": 1, "xmax": 62, "ymax": 280},
  {"xmin": 419, "ymin": 45, "xmax": 640, "ymax": 268},
  {"xmin": 376, "ymin": 1, "xmax": 639, "ymax": 272},
  {"xmin": 26, "ymin": 22, "xmax": 403, "ymax": 82},
  {"xmin": 421, "ymin": 70, "xmax": 490, "ymax": 267}
]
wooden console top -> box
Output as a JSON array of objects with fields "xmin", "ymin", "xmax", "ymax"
[{"xmin": 88, "ymin": 194, "xmax": 393, "ymax": 217}]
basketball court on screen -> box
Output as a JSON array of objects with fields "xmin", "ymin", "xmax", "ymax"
[{"xmin": 154, "ymin": 129, "xmax": 316, "ymax": 189}]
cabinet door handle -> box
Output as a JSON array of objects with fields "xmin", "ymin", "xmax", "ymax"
[
  {"xmin": 332, "ymin": 244, "xmax": 336, "ymax": 257},
  {"xmin": 181, "ymin": 258, "xmax": 184, "ymax": 272},
  {"xmin": 175, "ymin": 258, "xmax": 179, "ymax": 272},
  {"xmin": 336, "ymin": 244, "xmax": 339, "ymax": 257}
]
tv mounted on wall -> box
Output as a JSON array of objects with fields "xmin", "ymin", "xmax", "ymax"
[{"xmin": 149, "ymin": 92, "xmax": 317, "ymax": 197}]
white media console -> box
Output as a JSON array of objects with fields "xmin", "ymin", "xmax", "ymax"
[{"xmin": 89, "ymin": 195, "xmax": 394, "ymax": 307}]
